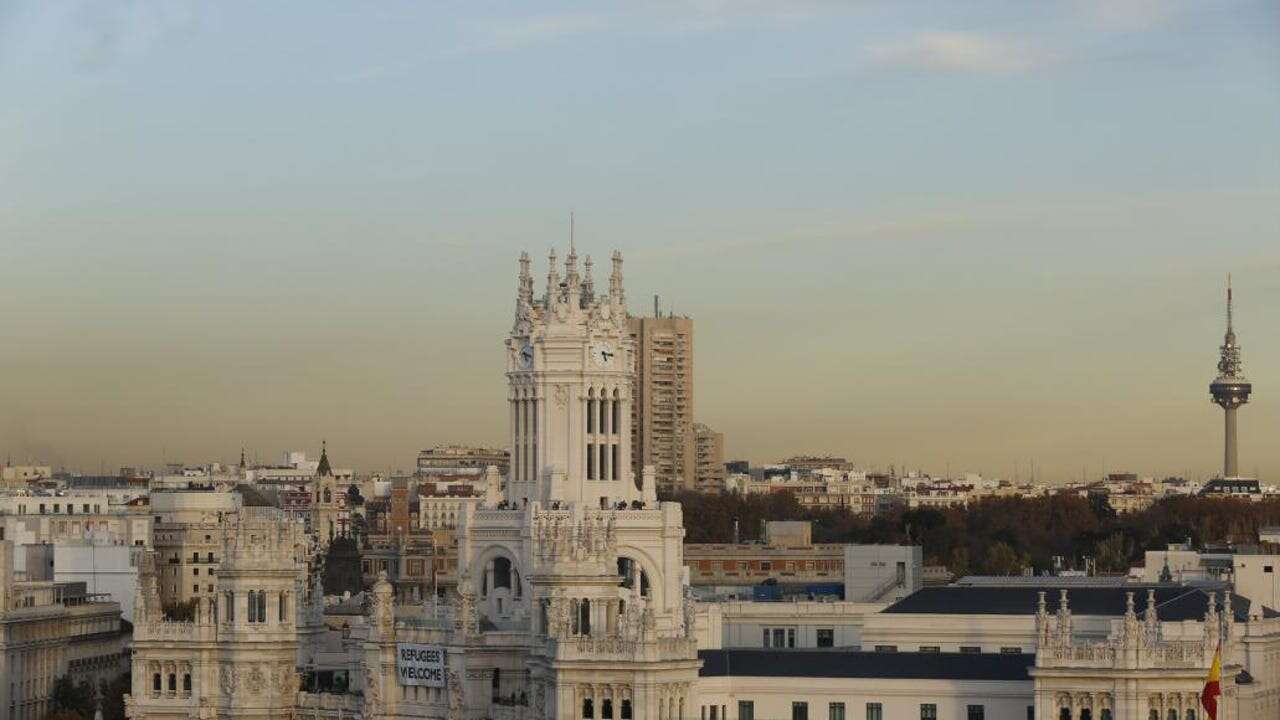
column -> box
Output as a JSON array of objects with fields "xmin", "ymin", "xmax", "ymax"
[
  {"xmin": 511, "ymin": 396, "xmax": 520, "ymax": 485},
  {"xmin": 1224, "ymin": 406, "xmax": 1238, "ymax": 478},
  {"xmin": 533, "ymin": 393, "xmax": 540, "ymax": 483}
]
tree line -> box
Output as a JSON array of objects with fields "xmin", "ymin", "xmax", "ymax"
[
  {"xmin": 44, "ymin": 673, "xmax": 130, "ymax": 720},
  {"xmin": 664, "ymin": 490, "xmax": 1280, "ymax": 576}
]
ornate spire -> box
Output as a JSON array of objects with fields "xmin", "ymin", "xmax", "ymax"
[
  {"xmin": 582, "ymin": 255, "xmax": 595, "ymax": 305},
  {"xmin": 546, "ymin": 248, "xmax": 560, "ymax": 308},
  {"xmin": 1123, "ymin": 591, "xmax": 1141, "ymax": 646},
  {"xmin": 517, "ymin": 251, "xmax": 534, "ymax": 307},
  {"xmin": 239, "ymin": 447, "xmax": 246, "ymax": 469},
  {"xmin": 565, "ymin": 236, "xmax": 581, "ymax": 306},
  {"xmin": 317, "ymin": 440, "xmax": 332, "ymax": 477},
  {"xmin": 1056, "ymin": 589, "xmax": 1073, "ymax": 644},
  {"xmin": 609, "ymin": 250, "xmax": 625, "ymax": 306},
  {"xmin": 1204, "ymin": 591, "xmax": 1220, "ymax": 652},
  {"xmin": 1144, "ymin": 588, "xmax": 1159, "ymax": 643}
]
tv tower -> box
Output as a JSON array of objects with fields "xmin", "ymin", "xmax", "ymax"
[{"xmin": 1209, "ymin": 275, "xmax": 1251, "ymax": 478}]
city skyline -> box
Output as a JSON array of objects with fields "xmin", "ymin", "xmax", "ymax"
[{"xmin": 2, "ymin": 1, "xmax": 1278, "ymax": 481}]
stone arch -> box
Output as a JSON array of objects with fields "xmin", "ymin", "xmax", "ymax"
[
  {"xmin": 615, "ymin": 545, "xmax": 666, "ymax": 608},
  {"xmin": 469, "ymin": 543, "xmax": 527, "ymax": 622}
]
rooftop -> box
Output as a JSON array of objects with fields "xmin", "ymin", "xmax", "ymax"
[
  {"xmin": 883, "ymin": 584, "xmax": 1276, "ymax": 622},
  {"xmin": 698, "ymin": 649, "xmax": 1032, "ymax": 681}
]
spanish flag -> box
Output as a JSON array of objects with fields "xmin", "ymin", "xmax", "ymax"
[{"xmin": 1202, "ymin": 643, "xmax": 1221, "ymax": 720}]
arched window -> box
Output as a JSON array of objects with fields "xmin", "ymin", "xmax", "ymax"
[
  {"xmin": 182, "ymin": 674, "xmax": 191, "ymax": 694},
  {"xmin": 493, "ymin": 557, "xmax": 512, "ymax": 589},
  {"xmin": 579, "ymin": 598, "xmax": 591, "ymax": 636},
  {"xmin": 152, "ymin": 674, "xmax": 161, "ymax": 693},
  {"xmin": 602, "ymin": 699, "xmax": 614, "ymax": 719},
  {"xmin": 259, "ymin": 590, "xmax": 268, "ymax": 622},
  {"xmin": 227, "ymin": 591, "xmax": 235, "ymax": 622},
  {"xmin": 279, "ymin": 591, "xmax": 288, "ymax": 622},
  {"xmin": 617, "ymin": 558, "xmax": 651, "ymax": 597},
  {"xmin": 1081, "ymin": 710, "xmax": 1092, "ymax": 720},
  {"xmin": 571, "ymin": 599, "xmax": 581, "ymax": 635},
  {"xmin": 167, "ymin": 674, "xmax": 176, "ymax": 693},
  {"xmin": 324, "ymin": 489, "xmax": 331, "ymax": 503},
  {"xmin": 621, "ymin": 699, "xmax": 632, "ymax": 720},
  {"xmin": 1059, "ymin": 710, "xmax": 1070, "ymax": 720},
  {"xmin": 1148, "ymin": 711, "xmax": 1158, "ymax": 720},
  {"xmin": 1185, "ymin": 711, "xmax": 1196, "ymax": 720},
  {"xmin": 583, "ymin": 699, "xmax": 594, "ymax": 719},
  {"xmin": 1167, "ymin": 711, "xmax": 1177, "ymax": 720},
  {"xmin": 599, "ymin": 395, "xmax": 609, "ymax": 434},
  {"xmin": 587, "ymin": 389, "xmax": 596, "ymax": 434}
]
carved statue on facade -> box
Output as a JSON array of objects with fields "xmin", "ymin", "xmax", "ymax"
[
  {"xmin": 219, "ymin": 665, "xmax": 238, "ymax": 696},
  {"xmin": 446, "ymin": 668, "xmax": 464, "ymax": 718},
  {"xmin": 246, "ymin": 665, "xmax": 266, "ymax": 695}
]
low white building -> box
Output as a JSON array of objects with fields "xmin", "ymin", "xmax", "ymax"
[
  {"xmin": 53, "ymin": 542, "xmax": 142, "ymax": 621},
  {"xmin": 696, "ymin": 650, "xmax": 1033, "ymax": 720},
  {"xmin": 698, "ymin": 601, "xmax": 886, "ymax": 650},
  {"xmin": 844, "ymin": 545, "xmax": 922, "ymax": 603}
]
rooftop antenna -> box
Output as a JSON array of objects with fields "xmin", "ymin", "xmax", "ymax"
[
  {"xmin": 1226, "ymin": 272, "xmax": 1233, "ymax": 335},
  {"xmin": 654, "ymin": 294, "xmax": 660, "ymax": 318}
]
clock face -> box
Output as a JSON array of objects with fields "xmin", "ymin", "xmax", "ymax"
[
  {"xmin": 519, "ymin": 343, "xmax": 534, "ymax": 369},
  {"xmin": 591, "ymin": 341, "xmax": 615, "ymax": 368}
]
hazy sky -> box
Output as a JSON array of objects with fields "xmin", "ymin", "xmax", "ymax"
[{"xmin": 2, "ymin": 1, "xmax": 1278, "ymax": 482}]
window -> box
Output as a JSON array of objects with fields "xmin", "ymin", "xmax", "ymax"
[
  {"xmin": 959, "ymin": 646, "xmax": 981, "ymax": 654},
  {"xmin": 621, "ymin": 700, "xmax": 632, "ymax": 720},
  {"xmin": 739, "ymin": 702, "xmax": 754, "ymax": 720},
  {"xmin": 1102, "ymin": 711, "xmax": 1114, "ymax": 720},
  {"xmin": 1000, "ymin": 647, "xmax": 1022, "ymax": 654},
  {"xmin": 866, "ymin": 704, "xmax": 882, "ymax": 720},
  {"xmin": 792, "ymin": 702, "xmax": 809, "ymax": 720},
  {"xmin": 967, "ymin": 706, "xmax": 985, "ymax": 720},
  {"xmin": 829, "ymin": 703, "xmax": 846, "ymax": 720},
  {"xmin": 709, "ymin": 706, "xmax": 718, "ymax": 720},
  {"xmin": 168, "ymin": 674, "xmax": 176, "ymax": 693},
  {"xmin": 920, "ymin": 705, "xmax": 937, "ymax": 720},
  {"xmin": 919, "ymin": 646, "xmax": 940, "ymax": 653},
  {"xmin": 1266, "ymin": 565, "xmax": 1274, "ymax": 573},
  {"xmin": 874, "ymin": 645, "xmax": 898, "ymax": 653},
  {"xmin": 1027, "ymin": 708, "xmax": 1034, "ymax": 720},
  {"xmin": 817, "ymin": 629, "xmax": 834, "ymax": 648},
  {"xmin": 193, "ymin": 568, "xmax": 199, "ymax": 576},
  {"xmin": 583, "ymin": 699, "xmax": 593, "ymax": 719},
  {"xmin": 183, "ymin": 674, "xmax": 191, "ymax": 694},
  {"xmin": 152, "ymin": 674, "xmax": 161, "ymax": 693}
]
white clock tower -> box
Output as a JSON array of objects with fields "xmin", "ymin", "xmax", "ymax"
[{"xmin": 506, "ymin": 246, "xmax": 655, "ymax": 508}]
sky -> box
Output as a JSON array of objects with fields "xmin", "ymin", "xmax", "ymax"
[{"xmin": 1, "ymin": 1, "xmax": 1278, "ymax": 482}]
